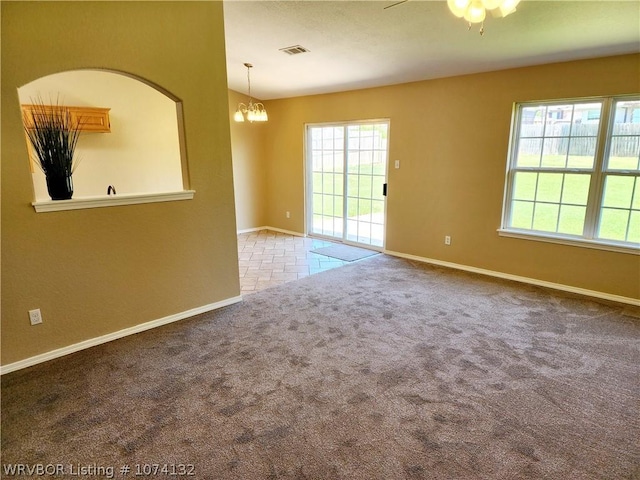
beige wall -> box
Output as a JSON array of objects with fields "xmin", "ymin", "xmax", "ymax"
[
  {"xmin": 1, "ymin": 2, "xmax": 239, "ymax": 365},
  {"xmin": 229, "ymin": 89, "xmax": 268, "ymax": 231},
  {"xmin": 256, "ymin": 54, "xmax": 640, "ymax": 300}
]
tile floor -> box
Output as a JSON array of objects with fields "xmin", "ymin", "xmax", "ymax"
[{"xmin": 237, "ymin": 229, "xmax": 350, "ymax": 295}]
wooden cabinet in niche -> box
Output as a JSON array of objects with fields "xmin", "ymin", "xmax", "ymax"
[{"xmin": 21, "ymin": 104, "xmax": 111, "ymax": 133}]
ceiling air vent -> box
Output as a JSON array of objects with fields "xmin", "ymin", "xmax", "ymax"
[{"xmin": 279, "ymin": 45, "xmax": 310, "ymax": 56}]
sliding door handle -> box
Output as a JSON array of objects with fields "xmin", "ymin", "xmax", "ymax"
[{"xmin": 383, "ymin": 183, "xmax": 388, "ymax": 197}]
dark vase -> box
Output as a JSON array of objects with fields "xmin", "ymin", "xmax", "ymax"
[{"xmin": 46, "ymin": 174, "xmax": 74, "ymax": 200}]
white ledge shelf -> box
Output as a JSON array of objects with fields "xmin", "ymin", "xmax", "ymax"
[{"xmin": 32, "ymin": 190, "xmax": 195, "ymax": 213}]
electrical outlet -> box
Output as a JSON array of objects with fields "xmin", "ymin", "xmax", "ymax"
[
  {"xmin": 395, "ymin": 160, "xmax": 400, "ymax": 169},
  {"xmin": 286, "ymin": 211, "xmax": 291, "ymax": 219},
  {"xmin": 29, "ymin": 308, "xmax": 43, "ymax": 325},
  {"xmin": 445, "ymin": 235, "xmax": 451, "ymax": 246}
]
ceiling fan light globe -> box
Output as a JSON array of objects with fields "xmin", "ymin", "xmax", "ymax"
[
  {"xmin": 447, "ymin": 0, "xmax": 468, "ymax": 17},
  {"xmin": 454, "ymin": 0, "xmax": 470, "ymax": 9},
  {"xmin": 499, "ymin": 0, "xmax": 520, "ymax": 16},
  {"xmin": 464, "ymin": 1, "xmax": 486, "ymax": 23}
]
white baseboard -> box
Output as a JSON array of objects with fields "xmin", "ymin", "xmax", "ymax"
[
  {"xmin": 238, "ymin": 226, "xmax": 305, "ymax": 237},
  {"xmin": 237, "ymin": 226, "xmax": 269, "ymax": 234},
  {"xmin": 265, "ymin": 226, "xmax": 305, "ymax": 236},
  {"xmin": 0, "ymin": 296, "xmax": 243, "ymax": 375},
  {"xmin": 384, "ymin": 250, "xmax": 640, "ymax": 307}
]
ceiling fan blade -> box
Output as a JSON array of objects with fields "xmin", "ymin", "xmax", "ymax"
[{"xmin": 384, "ymin": 0, "xmax": 409, "ymax": 10}]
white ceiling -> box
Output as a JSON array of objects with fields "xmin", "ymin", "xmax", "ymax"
[{"xmin": 224, "ymin": 0, "xmax": 640, "ymax": 100}]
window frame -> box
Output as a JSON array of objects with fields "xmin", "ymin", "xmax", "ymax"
[{"xmin": 499, "ymin": 94, "xmax": 639, "ymax": 255}]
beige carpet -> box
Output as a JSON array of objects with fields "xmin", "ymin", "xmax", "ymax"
[{"xmin": 2, "ymin": 255, "xmax": 639, "ymax": 479}]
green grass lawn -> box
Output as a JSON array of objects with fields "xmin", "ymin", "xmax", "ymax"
[
  {"xmin": 312, "ymin": 158, "xmax": 385, "ymax": 219},
  {"xmin": 511, "ymin": 154, "xmax": 639, "ymax": 242}
]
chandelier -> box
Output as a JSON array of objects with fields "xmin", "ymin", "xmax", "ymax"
[
  {"xmin": 233, "ymin": 63, "xmax": 268, "ymax": 123},
  {"xmin": 447, "ymin": 0, "xmax": 521, "ymax": 34}
]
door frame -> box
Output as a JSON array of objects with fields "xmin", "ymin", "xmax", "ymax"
[{"xmin": 304, "ymin": 118, "xmax": 390, "ymax": 250}]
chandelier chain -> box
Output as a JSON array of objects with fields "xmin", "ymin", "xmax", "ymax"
[{"xmin": 245, "ymin": 63, "xmax": 253, "ymax": 104}]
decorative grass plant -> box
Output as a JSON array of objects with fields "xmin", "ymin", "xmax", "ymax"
[{"xmin": 23, "ymin": 97, "xmax": 82, "ymax": 200}]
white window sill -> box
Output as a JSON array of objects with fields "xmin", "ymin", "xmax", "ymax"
[
  {"xmin": 32, "ymin": 190, "xmax": 195, "ymax": 213},
  {"xmin": 497, "ymin": 229, "xmax": 639, "ymax": 255}
]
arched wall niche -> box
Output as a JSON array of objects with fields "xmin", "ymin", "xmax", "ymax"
[{"xmin": 18, "ymin": 69, "xmax": 192, "ymax": 208}]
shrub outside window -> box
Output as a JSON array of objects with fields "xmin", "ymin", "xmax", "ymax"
[{"xmin": 501, "ymin": 95, "xmax": 640, "ymax": 251}]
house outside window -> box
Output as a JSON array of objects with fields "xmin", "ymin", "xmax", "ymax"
[{"xmin": 500, "ymin": 95, "xmax": 640, "ymax": 252}]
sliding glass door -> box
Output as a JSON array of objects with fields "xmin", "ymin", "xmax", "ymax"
[{"xmin": 307, "ymin": 121, "xmax": 388, "ymax": 248}]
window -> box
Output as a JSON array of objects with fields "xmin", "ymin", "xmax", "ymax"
[{"xmin": 501, "ymin": 95, "xmax": 640, "ymax": 251}]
